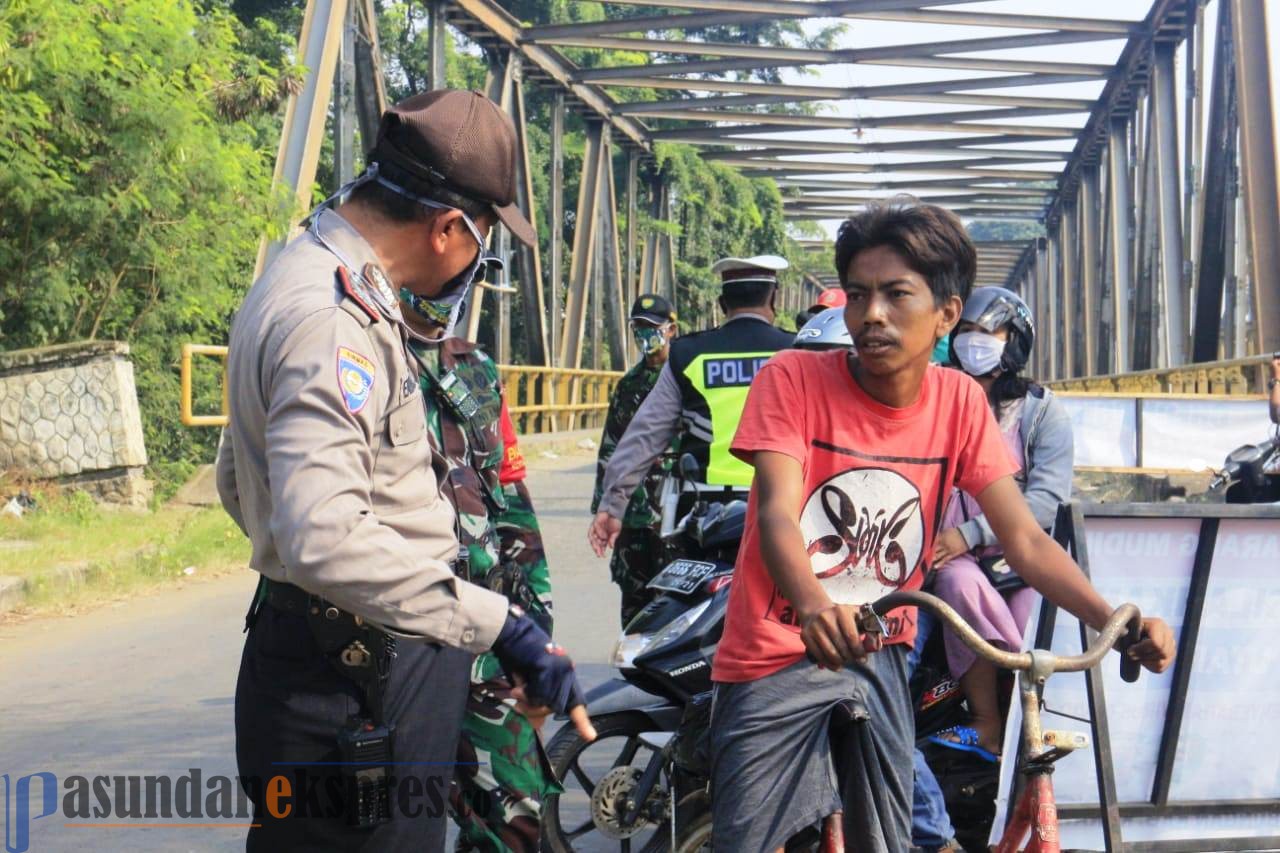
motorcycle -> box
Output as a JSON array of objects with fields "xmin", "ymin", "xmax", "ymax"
[
  {"xmin": 1209, "ymin": 435, "xmax": 1279, "ymax": 503},
  {"xmin": 541, "ymin": 456, "xmax": 745, "ymax": 853}
]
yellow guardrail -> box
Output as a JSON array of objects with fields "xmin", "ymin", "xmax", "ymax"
[
  {"xmin": 1047, "ymin": 354, "xmax": 1273, "ymax": 396},
  {"xmin": 181, "ymin": 343, "xmax": 622, "ymax": 433},
  {"xmin": 498, "ymin": 366, "xmax": 623, "ymax": 434},
  {"xmin": 180, "ymin": 344, "xmax": 230, "ymax": 427}
]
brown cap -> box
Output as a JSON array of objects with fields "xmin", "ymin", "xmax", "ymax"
[{"xmin": 369, "ymin": 89, "xmax": 536, "ymax": 247}]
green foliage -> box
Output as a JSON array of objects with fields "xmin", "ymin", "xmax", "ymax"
[
  {"xmin": 0, "ymin": 0, "xmax": 829, "ymax": 492},
  {"xmin": 651, "ymin": 143, "xmax": 789, "ymax": 325},
  {"xmin": 0, "ymin": 0, "xmax": 296, "ymax": 490},
  {"xmin": 967, "ymin": 219, "xmax": 1045, "ymax": 242}
]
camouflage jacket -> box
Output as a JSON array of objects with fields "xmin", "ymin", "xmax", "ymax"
[
  {"xmin": 592, "ymin": 358, "xmax": 672, "ymax": 529},
  {"xmin": 411, "ymin": 339, "xmax": 552, "ymax": 635}
]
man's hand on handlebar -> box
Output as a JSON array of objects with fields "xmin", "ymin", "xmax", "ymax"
[
  {"xmin": 588, "ymin": 511, "xmax": 622, "ymax": 557},
  {"xmin": 799, "ymin": 603, "xmax": 883, "ymax": 671},
  {"xmin": 1125, "ymin": 616, "xmax": 1176, "ymax": 675}
]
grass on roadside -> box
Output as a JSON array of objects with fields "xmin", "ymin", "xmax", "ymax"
[{"xmin": 0, "ymin": 485, "xmax": 250, "ymax": 615}]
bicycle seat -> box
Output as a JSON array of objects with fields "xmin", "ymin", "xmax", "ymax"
[{"xmin": 827, "ymin": 699, "xmax": 869, "ymax": 779}]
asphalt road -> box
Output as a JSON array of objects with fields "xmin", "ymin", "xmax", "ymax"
[{"xmin": 0, "ymin": 450, "xmax": 629, "ymax": 853}]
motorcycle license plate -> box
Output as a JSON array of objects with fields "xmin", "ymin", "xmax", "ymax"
[{"xmin": 648, "ymin": 559, "xmax": 718, "ymax": 594}]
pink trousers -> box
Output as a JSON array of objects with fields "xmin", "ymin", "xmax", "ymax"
[{"xmin": 931, "ymin": 555, "xmax": 1037, "ymax": 677}]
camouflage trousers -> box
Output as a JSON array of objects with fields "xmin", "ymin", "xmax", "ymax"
[
  {"xmin": 450, "ymin": 652, "xmax": 560, "ymax": 853},
  {"xmin": 611, "ymin": 525, "xmax": 666, "ymax": 628}
]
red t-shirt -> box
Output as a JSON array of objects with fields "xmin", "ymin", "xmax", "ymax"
[{"xmin": 712, "ymin": 349, "xmax": 1019, "ymax": 683}]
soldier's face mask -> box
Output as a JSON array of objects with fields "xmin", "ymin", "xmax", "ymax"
[{"xmin": 631, "ymin": 321, "xmax": 670, "ymax": 355}]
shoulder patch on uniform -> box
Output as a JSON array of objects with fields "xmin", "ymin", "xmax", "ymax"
[
  {"xmin": 336, "ymin": 346, "xmax": 376, "ymax": 413},
  {"xmin": 336, "ymin": 266, "xmax": 379, "ymax": 323}
]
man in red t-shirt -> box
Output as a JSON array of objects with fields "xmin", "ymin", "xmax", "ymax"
[{"xmin": 708, "ymin": 202, "xmax": 1176, "ymax": 853}]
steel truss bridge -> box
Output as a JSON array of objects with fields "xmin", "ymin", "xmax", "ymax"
[{"xmin": 265, "ymin": 0, "xmax": 1279, "ymax": 395}]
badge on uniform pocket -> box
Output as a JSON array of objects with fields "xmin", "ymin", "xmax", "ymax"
[{"xmin": 337, "ymin": 346, "xmax": 376, "ymax": 413}]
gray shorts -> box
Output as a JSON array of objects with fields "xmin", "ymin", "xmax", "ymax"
[{"xmin": 709, "ymin": 646, "xmax": 912, "ymax": 853}]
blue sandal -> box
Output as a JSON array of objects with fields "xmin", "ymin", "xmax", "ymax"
[{"xmin": 926, "ymin": 725, "xmax": 1000, "ymax": 763}]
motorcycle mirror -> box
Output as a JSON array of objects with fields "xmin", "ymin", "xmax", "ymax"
[{"xmin": 679, "ymin": 453, "xmax": 701, "ymax": 482}]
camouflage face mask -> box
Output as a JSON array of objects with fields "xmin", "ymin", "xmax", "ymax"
[{"xmin": 632, "ymin": 324, "xmax": 667, "ymax": 355}]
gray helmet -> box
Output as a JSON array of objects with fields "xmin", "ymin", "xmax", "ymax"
[
  {"xmin": 794, "ymin": 307, "xmax": 853, "ymax": 350},
  {"xmin": 950, "ymin": 286, "xmax": 1034, "ymax": 373}
]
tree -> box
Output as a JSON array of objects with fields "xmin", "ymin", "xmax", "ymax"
[{"xmin": 0, "ymin": 0, "xmax": 299, "ymax": 488}]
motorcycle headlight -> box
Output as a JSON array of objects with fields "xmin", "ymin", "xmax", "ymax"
[
  {"xmin": 611, "ymin": 600, "xmax": 712, "ymax": 669},
  {"xmin": 611, "ymin": 631, "xmax": 652, "ymax": 669}
]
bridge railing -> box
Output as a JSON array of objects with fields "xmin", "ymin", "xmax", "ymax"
[
  {"xmin": 1046, "ymin": 354, "xmax": 1273, "ymax": 396},
  {"xmin": 180, "ymin": 344, "xmax": 623, "ymax": 434},
  {"xmin": 498, "ymin": 366, "xmax": 622, "ymax": 434}
]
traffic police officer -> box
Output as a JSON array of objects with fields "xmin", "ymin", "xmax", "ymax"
[
  {"xmin": 591, "ymin": 294, "xmax": 678, "ymax": 625},
  {"xmin": 217, "ymin": 89, "xmax": 591, "ymax": 852},
  {"xmin": 588, "ymin": 256, "xmax": 794, "ymax": 556}
]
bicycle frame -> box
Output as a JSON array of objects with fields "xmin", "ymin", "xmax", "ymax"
[
  {"xmin": 853, "ymin": 592, "xmax": 1142, "ymax": 853},
  {"xmin": 994, "ymin": 650, "xmax": 1068, "ymax": 853}
]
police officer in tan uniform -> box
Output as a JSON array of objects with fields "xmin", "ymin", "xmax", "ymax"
[{"xmin": 217, "ymin": 90, "xmax": 593, "ymax": 852}]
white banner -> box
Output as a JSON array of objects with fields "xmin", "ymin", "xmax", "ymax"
[
  {"xmin": 1057, "ymin": 395, "xmax": 1271, "ymax": 471},
  {"xmin": 991, "ymin": 514, "xmax": 1280, "ymax": 848}
]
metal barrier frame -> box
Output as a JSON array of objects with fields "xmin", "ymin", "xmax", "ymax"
[
  {"xmin": 1041, "ymin": 501, "xmax": 1280, "ymax": 852},
  {"xmin": 1048, "ymin": 354, "xmax": 1274, "ymax": 396},
  {"xmin": 498, "ymin": 365, "xmax": 623, "ymax": 434},
  {"xmin": 180, "ymin": 343, "xmax": 622, "ymax": 433},
  {"xmin": 179, "ymin": 344, "xmax": 230, "ymax": 427}
]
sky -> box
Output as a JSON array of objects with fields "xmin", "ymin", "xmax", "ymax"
[{"xmin": 589, "ymin": 0, "xmax": 1278, "ymax": 238}]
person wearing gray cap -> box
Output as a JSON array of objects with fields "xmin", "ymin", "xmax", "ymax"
[
  {"xmin": 589, "ymin": 256, "xmax": 795, "ymax": 557},
  {"xmin": 216, "ymin": 89, "xmax": 592, "ymax": 851}
]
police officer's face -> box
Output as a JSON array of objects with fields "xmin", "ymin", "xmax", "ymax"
[
  {"xmin": 413, "ymin": 210, "xmax": 495, "ymax": 297},
  {"xmin": 842, "ymin": 244, "xmax": 961, "ymax": 377}
]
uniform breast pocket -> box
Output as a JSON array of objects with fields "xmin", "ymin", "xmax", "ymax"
[
  {"xmin": 387, "ymin": 393, "xmax": 426, "ymax": 447},
  {"xmin": 372, "ymin": 392, "xmax": 435, "ymax": 514}
]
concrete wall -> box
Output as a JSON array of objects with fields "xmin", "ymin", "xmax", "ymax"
[{"xmin": 0, "ymin": 341, "xmax": 149, "ymax": 505}]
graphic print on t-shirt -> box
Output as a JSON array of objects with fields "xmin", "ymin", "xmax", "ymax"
[
  {"xmin": 765, "ymin": 441, "xmax": 949, "ymax": 639},
  {"xmin": 804, "ymin": 466, "xmax": 924, "ymax": 595}
]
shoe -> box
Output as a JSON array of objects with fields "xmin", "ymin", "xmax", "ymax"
[{"xmin": 925, "ymin": 725, "xmax": 1000, "ymax": 764}]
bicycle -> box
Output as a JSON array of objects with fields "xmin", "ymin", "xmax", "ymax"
[
  {"xmin": 857, "ymin": 591, "xmax": 1143, "ymax": 853},
  {"xmin": 662, "ymin": 591, "xmax": 1143, "ymax": 852}
]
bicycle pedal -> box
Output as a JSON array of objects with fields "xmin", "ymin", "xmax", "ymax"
[{"xmin": 1042, "ymin": 729, "xmax": 1090, "ymax": 751}]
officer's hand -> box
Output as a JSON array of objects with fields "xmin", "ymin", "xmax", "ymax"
[
  {"xmin": 494, "ymin": 609, "xmax": 597, "ymax": 742},
  {"xmin": 508, "ymin": 680, "xmax": 553, "ymax": 733},
  {"xmin": 588, "ymin": 511, "xmax": 622, "ymax": 557}
]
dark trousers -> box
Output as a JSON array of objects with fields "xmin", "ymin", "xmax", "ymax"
[
  {"xmin": 235, "ymin": 602, "xmax": 472, "ymax": 851},
  {"xmin": 611, "ymin": 525, "xmax": 665, "ymax": 627}
]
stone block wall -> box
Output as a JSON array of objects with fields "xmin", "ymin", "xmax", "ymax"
[{"xmin": 0, "ymin": 341, "xmax": 150, "ymax": 506}]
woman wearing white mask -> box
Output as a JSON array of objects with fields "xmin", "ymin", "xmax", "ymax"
[{"xmin": 925, "ymin": 286, "xmax": 1074, "ymax": 761}]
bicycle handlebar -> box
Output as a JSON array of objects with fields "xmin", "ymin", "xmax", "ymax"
[{"xmin": 860, "ymin": 591, "xmax": 1144, "ymax": 683}]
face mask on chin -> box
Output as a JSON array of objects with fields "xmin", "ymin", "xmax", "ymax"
[
  {"xmin": 952, "ymin": 330, "xmax": 1007, "ymax": 376},
  {"xmin": 400, "ymin": 211, "xmax": 500, "ymax": 338}
]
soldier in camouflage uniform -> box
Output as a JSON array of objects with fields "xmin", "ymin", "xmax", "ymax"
[
  {"xmin": 592, "ymin": 294, "xmax": 679, "ymax": 626},
  {"xmin": 407, "ymin": 329, "xmax": 557, "ymax": 853}
]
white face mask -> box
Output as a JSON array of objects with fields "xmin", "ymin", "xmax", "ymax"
[{"xmin": 952, "ymin": 331, "xmax": 1006, "ymax": 376}]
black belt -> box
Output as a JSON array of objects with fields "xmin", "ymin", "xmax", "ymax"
[
  {"xmin": 257, "ymin": 578, "xmax": 395, "ymax": 724},
  {"xmin": 264, "ymin": 578, "xmax": 340, "ymax": 618}
]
